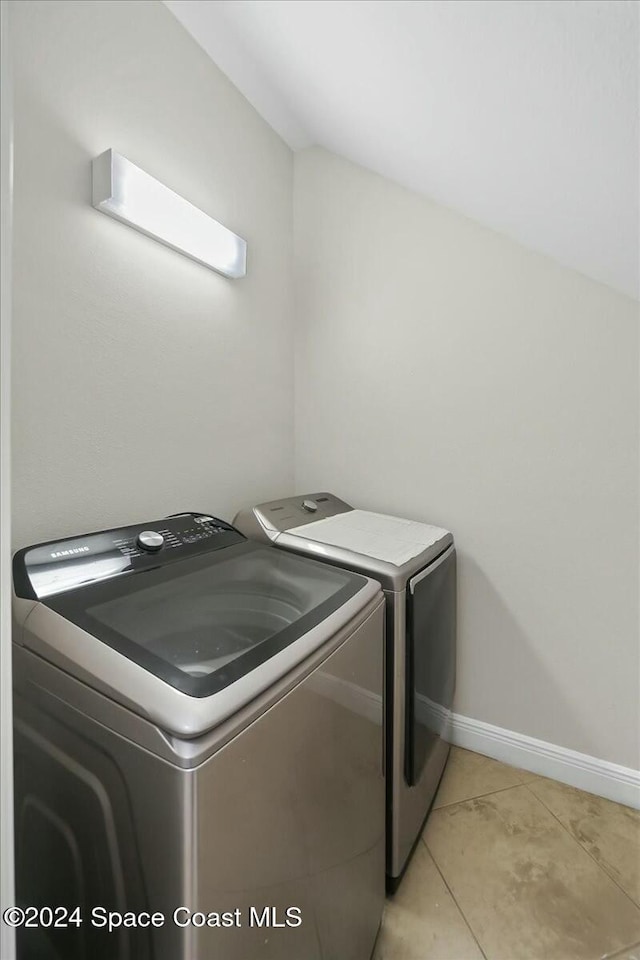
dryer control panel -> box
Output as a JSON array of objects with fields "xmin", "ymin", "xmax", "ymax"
[
  {"xmin": 14, "ymin": 513, "xmax": 245, "ymax": 600},
  {"xmin": 234, "ymin": 492, "xmax": 353, "ymax": 543}
]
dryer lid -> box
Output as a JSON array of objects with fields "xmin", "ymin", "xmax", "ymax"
[{"xmin": 286, "ymin": 510, "xmax": 450, "ymax": 568}]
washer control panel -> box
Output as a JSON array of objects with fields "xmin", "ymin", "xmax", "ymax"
[{"xmin": 14, "ymin": 512, "xmax": 244, "ymax": 600}]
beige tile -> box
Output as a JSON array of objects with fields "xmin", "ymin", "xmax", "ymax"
[
  {"xmin": 528, "ymin": 777, "xmax": 640, "ymax": 905},
  {"xmin": 432, "ymin": 746, "xmax": 523, "ymax": 809},
  {"xmin": 373, "ymin": 843, "xmax": 485, "ymax": 960},
  {"xmin": 424, "ymin": 785, "xmax": 640, "ymax": 960}
]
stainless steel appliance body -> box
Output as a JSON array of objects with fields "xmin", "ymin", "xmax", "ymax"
[
  {"xmin": 234, "ymin": 495, "xmax": 456, "ymax": 891},
  {"xmin": 12, "ymin": 512, "xmax": 385, "ymax": 959}
]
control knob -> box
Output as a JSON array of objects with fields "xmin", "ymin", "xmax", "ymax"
[
  {"xmin": 302, "ymin": 499, "xmax": 318, "ymax": 513},
  {"xmin": 137, "ymin": 530, "xmax": 164, "ymax": 552}
]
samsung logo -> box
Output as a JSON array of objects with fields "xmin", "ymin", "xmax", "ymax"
[{"xmin": 51, "ymin": 546, "xmax": 90, "ymax": 559}]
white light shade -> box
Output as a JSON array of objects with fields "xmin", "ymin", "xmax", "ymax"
[{"xmin": 92, "ymin": 150, "xmax": 247, "ymax": 278}]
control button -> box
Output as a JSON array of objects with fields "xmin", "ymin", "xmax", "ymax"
[
  {"xmin": 302, "ymin": 499, "xmax": 318, "ymax": 513},
  {"xmin": 136, "ymin": 530, "xmax": 165, "ymax": 552}
]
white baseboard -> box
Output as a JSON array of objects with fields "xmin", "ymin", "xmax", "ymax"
[{"xmin": 449, "ymin": 712, "xmax": 640, "ymax": 810}]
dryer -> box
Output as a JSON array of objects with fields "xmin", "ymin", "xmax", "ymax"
[
  {"xmin": 12, "ymin": 511, "xmax": 385, "ymax": 959},
  {"xmin": 234, "ymin": 494, "xmax": 456, "ymax": 892}
]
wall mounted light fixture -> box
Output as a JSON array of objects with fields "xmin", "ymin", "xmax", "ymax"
[{"xmin": 92, "ymin": 150, "xmax": 247, "ymax": 278}]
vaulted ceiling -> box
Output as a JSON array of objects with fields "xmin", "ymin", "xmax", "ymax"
[{"xmin": 165, "ymin": 0, "xmax": 639, "ymax": 300}]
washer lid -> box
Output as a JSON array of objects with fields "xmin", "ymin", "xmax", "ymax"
[
  {"xmin": 13, "ymin": 514, "xmax": 377, "ymax": 735},
  {"xmin": 30, "ymin": 543, "xmax": 366, "ymax": 700}
]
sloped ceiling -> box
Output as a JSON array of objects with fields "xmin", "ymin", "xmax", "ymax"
[{"xmin": 165, "ymin": 0, "xmax": 639, "ymax": 299}]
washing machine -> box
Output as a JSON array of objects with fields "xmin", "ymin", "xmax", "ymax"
[
  {"xmin": 234, "ymin": 494, "xmax": 456, "ymax": 892},
  {"xmin": 12, "ymin": 511, "xmax": 385, "ymax": 960}
]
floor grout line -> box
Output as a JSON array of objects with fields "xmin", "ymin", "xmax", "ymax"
[
  {"xmin": 421, "ymin": 840, "xmax": 490, "ymax": 960},
  {"xmin": 432, "ymin": 779, "xmax": 529, "ymax": 811},
  {"xmin": 601, "ymin": 938, "xmax": 640, "ymax": 959},
  {"xmin": 522, "ymin": 782, "xmax": 640, "ymax": 914}
]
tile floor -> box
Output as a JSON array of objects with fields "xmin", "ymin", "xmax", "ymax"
[{"xmin": 374, "ymin": 747, "xmax": 640, "ymax": 960}]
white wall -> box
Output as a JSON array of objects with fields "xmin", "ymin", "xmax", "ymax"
[
  {"xmin": 11, "ymin": 0, "xmax": 294, "ymax": 548},
  {"xmin": 294, "ymin": 147, "xmax": 639, "ymax": 770}
]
